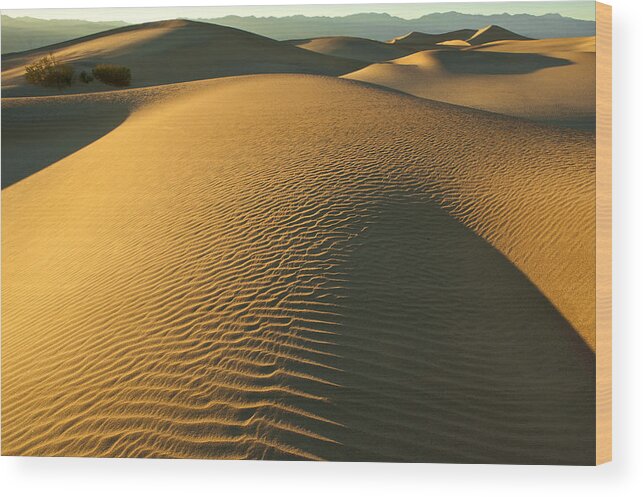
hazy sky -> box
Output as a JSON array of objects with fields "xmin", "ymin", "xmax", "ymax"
[{"xmin": 2, "ymin": 2, "xmax": 596, "ymax": 22}]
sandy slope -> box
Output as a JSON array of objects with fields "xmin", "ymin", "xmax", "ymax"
[
  {"xmin": 2, "ymin": 74, "xmax": 595, "ymax": 462},
  {"xmin": 465, "ymin": 24, "xmax": 532, "ymax": 45},
  {"xmin": 472, "ymin": 36, "xmax": 596, "ymax": 53},
  {"xmin": 437, "ymin": 39, "xmax": 472, "ymax": 47},
  {"xmin": 388, "ymin": 29, "xmax": 476, "ymax": 50},
  {"xmin": 288, "ymin": 36, "xmax": 414, "ymax": 62},
  {"xmin": 344, "ymin": 37, "xmax": 596, "ymax": 129},
  {"xmin": 2, "ymin": 94, "xmax": 131, "ymax": 187},
  {"xmin": 1, "ymin": 81, "xmax": 213, "ymax": 187},
  {"xmin": 1, "ymin": 20, "xmax": 365, "ymax": 97},
  {"xmin": 387, "ymin": 25, "xmax": 528, "ymax": 51}
]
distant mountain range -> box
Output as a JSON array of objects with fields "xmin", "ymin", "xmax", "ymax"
[
  {"xmin": 201, "ymin": 12, "xmax": 596, "ymax": 41},
  {"xmin": 1, "ymin": 11, "xmax": 595, "ymax": 55},
  {"xmin": 1, "ymin": 15, "xmax": 128, "ymax": 54}
]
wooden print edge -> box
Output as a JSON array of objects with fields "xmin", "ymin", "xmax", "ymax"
[{"xmin": 596, "ymin": 0, "xmax": 612, "ymax": 466}]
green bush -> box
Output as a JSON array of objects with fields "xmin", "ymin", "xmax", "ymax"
[
  {"xmin": 92, "ymin": 64, "xmax": 131, "ymax": 87},
  {"xmin": 79, "ymin": 70, "xmax": 94, "ymax": 84},
  {"xmin": 25, "ymin": 54, "xmax": 74, "ymax": 88}
]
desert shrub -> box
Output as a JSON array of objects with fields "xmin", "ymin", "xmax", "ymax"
[
  {"xmin": 79, "ymin": 70, "xmax": 94, "ymax": 84},
  {"xmin": 25, "ymin": 54, "xmax": 74, "ymax": 88},
  {"xmin": 92, "ymin": 64, "xmax": 131, "ymax": 87}
]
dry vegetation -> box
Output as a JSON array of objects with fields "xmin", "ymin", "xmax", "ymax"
[
  {"xmin": 24, "ymin": 54, "xmax": 74, "ymax": 88},
  {"xmin": 92, "ymin": 64, "xmax": 131, "ymax": 87}
]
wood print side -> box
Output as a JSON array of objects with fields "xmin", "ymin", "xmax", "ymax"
[{"xmin": 596, "ymin": 1, "xmax": 612, "ymax": 465}]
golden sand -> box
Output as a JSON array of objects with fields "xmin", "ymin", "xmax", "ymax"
[
  {"xmin": 1, "ymin": 20, "xmax": 364, "ymax": 97},
  {"xmin": 291, "ymin": 36, "xmax": 414, "ymax": 62},
  {"xmin": 472, "ymin": 36, "xmax": 596, "ymax": 53},
  {"xmin": 465, "ymin": 25, "xmax": 531, "ymax": 45},
  {"xmin": 388, "ymin": 29, "xmax": 476, "ymax": 50},
  {"xmin": 2, "ymin": 75, "xmax": 595, "ymax": 462},
  {"xmin": 344, "ymin": 37, "xmax": 596, "ymax": 129}
]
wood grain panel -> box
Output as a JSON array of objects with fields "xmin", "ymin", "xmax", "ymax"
[{"xmin": 596, "ymin": 1, "xmax": 612, "ymax": 465}]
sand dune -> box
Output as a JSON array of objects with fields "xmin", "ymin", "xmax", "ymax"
[
  {"xmin": 466, "ymin": 24, "xmax": 532, "ymax": 45},
  {"xmin": 1, "ymin": 19, "xmax": 365, "ymax": 97},
  {"xmin": 388, "ymin": 29, "xmax": 476, "ymax": 50},
  {"xmin": 2, "ymin": 74, "xmax": 594, "ymax": 462},
  {"xmin": 389, "ymin": 25, "xmax": 531, "ymax": 52},
  {"xmin": 2, "ymin": 94, "xmax": 131, "ymax": 187},
  {"xmin": 288, "ymin": 36, "xmax": 414, "ymax": 62},
  {"xmin": 471, "ymin": 36, "xmax": 596, "ymax": 53},
  {"xmin": 437, "ymin": 39, "xmax": 472, "ymax": 47},
  {"xmin": 344, "ymin": 38, "xmax": 596, "ymax": 128},
  {"xmin": 1, "ymin": 81, "xmax": 213, "ymax": 187}
]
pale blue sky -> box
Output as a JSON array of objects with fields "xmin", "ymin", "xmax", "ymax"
[{"xmin": 2, "ymin": 2, "xmax": 596, "ymax": 22}]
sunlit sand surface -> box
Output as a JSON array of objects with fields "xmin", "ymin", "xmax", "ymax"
[
  {"xmin": 344, "ymin": 36, "xmax": 596, "ymax": 129},
  {"xmin": 388, "ymin": 29, "xmax": 477, "ymax": 50},
  {"xmin": 289, "ymin": 36, "xmax": 415, "ymax": 62},
  {"xmin": 465, "ymin": 24, "xmax": 532, "ymax": 45},
  {"xmin": 471, "ymin": 36, "xmax": 596, "ymax": 53},
  {"xmin": 1, "ymin": 20, "xmax": 365, "ymax": 97},
  {"xmin": 3, "ymin": 74, "xmax": 595, "ymax": 463}
]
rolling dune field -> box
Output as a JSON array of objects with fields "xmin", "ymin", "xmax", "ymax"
[
  {"xmin": 288, "ymin": 36, "xmax": 415, "ymax": 62},
  {"xmin": 344, "ymin": 37, "xmax": 596, "ymax": 129},
  {"xmin": 2, "ymin": 74, "xmax": 595, "ymax": 463},
  {"xmin": 388, "ymin": 29, "xmax": 477, "ymax": 50},
  {"xmin": 0, "ymin": 20, "xmax": 366, "ymax": 97},
  {"xmin": 471, "ymin": 36, "xmax": 596, "ymax": 53},
  {"xmin": 464, "ymin": 24, "xmax": 532, "ymax": 45}
]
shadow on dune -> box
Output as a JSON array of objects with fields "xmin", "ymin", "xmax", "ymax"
[
  {"xmin": 433, "ymin": 50, "xmax": 573, "ymax": 74},
  {"xmin": 1, "ymin": 20, "xmax": 368, "ymax": 98},
  {"xmin": 1, "ymin": 75, "xmax": 595, "ymax": 462},
  {"xmin": 282, "ymin": 195, "xmax": 595, "ymax": 464},
  {"xmin": 1, "ymin": 98, "xmax": 130, "ymax": 188}
]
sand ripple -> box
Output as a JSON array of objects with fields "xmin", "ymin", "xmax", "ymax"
[{"xmin": 2, "ymin": 75, "xmax": 595, "ymax": 463}]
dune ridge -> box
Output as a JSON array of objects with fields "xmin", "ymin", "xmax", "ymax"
[
  {"xmin": 466, "ymin": 24, "xmax": 532, "ymax": 45},
  {"xmin": 387, "ymin": 25, "xmax": 528, "ymax": 51},
  {"xmin": 0, "ymin": 19, "xmax": 365, "ymax": 97},
  {"xmin": 344, "ymin": 37, "xmax": 596, "ymax": 129},
  {"xmin": 470, "ymin": 36, "xmax": 596, "ymax": 53},
  {"xmin": 3, "ymin": 75, "xmax": 595, "ymax": 462},
  {"xmin": 388, "ymin": 29, "xmax": 476, "ymax": 50},
  {"xmin": 288, "ymin": 36, "xmax": 414, "ymax": 62},
  {"xmin": 1, "ymin": 80, "xmax": 217, "ymax": 187}
]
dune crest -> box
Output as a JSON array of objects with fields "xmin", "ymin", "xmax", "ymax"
[
  {"xmin": 1, "ymin": 19, "xmax": 365, "ymax": 97},
  {"xmin": 466, "ymin": 24, "xmax": 532, "ymax": 45},
  {"xmin": 471, "ymin": 36, "xmax": 596, "ymax": 53},
  {"xmin": 387, "ymin": 29, "xmax": 476, "ymax": 50},
  {"xmin": 437, "ymin": 39, "xmax": 471, "ymax": 47},
  {"xmin": 288, "ymin": 35, "xmax": 414, "ymax": 62},
  {"xmin": 3, "ymin": 75, "xmax": 595, "ymax": 462},
  {"xmin": 344, "ymin": 37, "xmax": 596, "ymax": 129}
]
